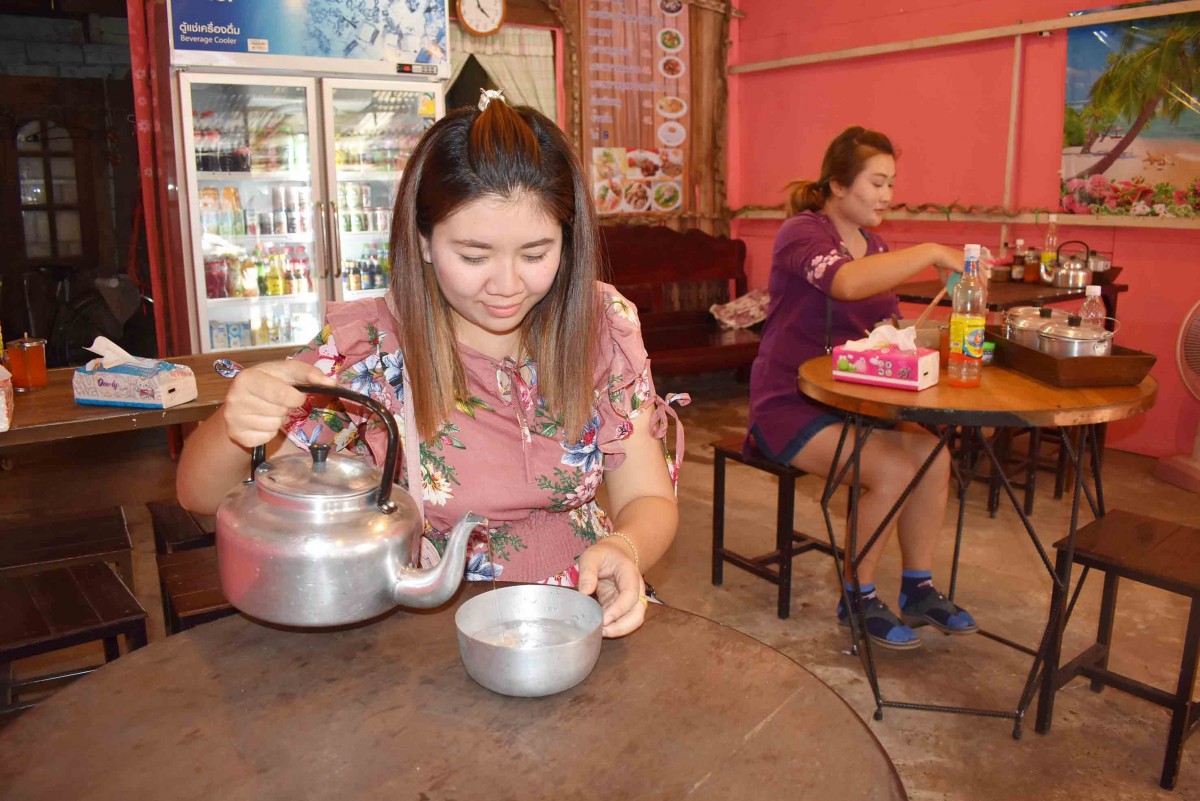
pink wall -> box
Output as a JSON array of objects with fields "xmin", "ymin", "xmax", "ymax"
[{"xmin": 728, "ymin": 1, "xmax": 1200, "ymax": 458}]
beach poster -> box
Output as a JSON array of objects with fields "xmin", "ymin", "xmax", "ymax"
[{"xmin": 1061, "ymin": 7, "xmax": 1200, "ymax": 217}]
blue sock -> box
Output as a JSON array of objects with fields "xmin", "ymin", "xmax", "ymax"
[{"xmin": 899, "ymin": 570, "xmax": 934, "ymax": 609}]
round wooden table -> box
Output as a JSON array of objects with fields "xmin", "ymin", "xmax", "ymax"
[
  {"xmin": 0, "ymin": 589, "xmax": 907, "ymax": 801},
  {"xmin": 798, "ymin": 356, "xmax": 1158, "ymax": 428},
  {"xmin": 796, "ymin": 356, "xmax": 1158, "ymax": 736}
]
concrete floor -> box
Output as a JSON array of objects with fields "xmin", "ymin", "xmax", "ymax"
[{"xmin": 3, "ymin": 371, "xmax": 1198, "ymax": 799}]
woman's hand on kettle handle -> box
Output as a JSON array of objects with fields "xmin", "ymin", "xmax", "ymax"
[
  {"xmin": 577, "ymin": 539, "xmax": 646, "ymax": 638},
  {"xmin": 222, "ymin": 360, "xmax": 336, "ymax": 449}
]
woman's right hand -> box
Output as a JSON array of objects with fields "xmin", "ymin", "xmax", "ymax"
[
  {"xmin": 221, "ymin": 360, "xmax": 336, "ymax": 448},
  {"xmin": 927, "ymin": 243, "xmax": 966, "ymax": 285}
]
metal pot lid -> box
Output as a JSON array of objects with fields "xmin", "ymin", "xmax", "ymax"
[
  {"xmin": 1038, "ymin": 315, "xmax": 1110, "ymax": 342},
  {"xmin": 1009, "ymin": 307, "xmax": 1065, "ymax": 329},
  {"xmin": 257, "ymin": 445, "xmax": 380, "ymax": 500}
]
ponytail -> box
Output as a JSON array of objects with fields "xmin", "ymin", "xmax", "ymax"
[
  {"xmin": 784, "ymin": 179, "xmax": 827, "ymax": 217},
  {"xmin": 469, "ymin": 92, "xmax": 542, "ymax": 177}
]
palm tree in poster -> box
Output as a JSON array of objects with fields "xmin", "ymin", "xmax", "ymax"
[{"xmin": 1073, "ymin": 20, "xmax": 1200, "ymax": 179}]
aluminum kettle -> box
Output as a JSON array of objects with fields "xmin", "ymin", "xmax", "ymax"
[
  {"xmin": 1042, "ymin": 240, "xmax": 1093, "ymax": 288},
  {"xmin": 215, "ymin": 383, "xmax": 485, "ymax": 627}
]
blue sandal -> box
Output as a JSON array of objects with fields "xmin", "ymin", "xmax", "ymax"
[
  {"xmin": 900, "ymin": 588, "xmax": 978, "ymax": 635},
  {"xmin": 837, "ymin": 595, "xmax": 921, "ymax": 651}
]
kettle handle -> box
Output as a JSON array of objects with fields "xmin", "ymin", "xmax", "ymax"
[
  {"xmin": 1055, "ymin": 239, "xmax": 1091, "ymax": 263},
  {"xmin": 249, "ymin": 382, "xmax": 401, "ymax": 514}
]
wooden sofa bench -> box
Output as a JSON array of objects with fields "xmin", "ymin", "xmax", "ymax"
[{"xmin": 600, "ymin": 225, "xmax": 760, "ymax": 378}]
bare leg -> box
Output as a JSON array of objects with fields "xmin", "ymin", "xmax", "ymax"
[{"xmin": 790, "ymin": 422, "xmax": 949, "ymax": 587}]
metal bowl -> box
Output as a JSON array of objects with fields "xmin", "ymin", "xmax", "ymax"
[{"xmin": 456, "ymin": 585, "xmax": 603, "ymax": 697}]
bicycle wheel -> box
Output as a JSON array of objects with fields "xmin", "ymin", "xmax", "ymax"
[{"xmin": 48, "ymin": 291, "xmax": 123, "ymax": 367}]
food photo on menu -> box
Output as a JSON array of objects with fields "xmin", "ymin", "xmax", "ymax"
[
  {"xmin": 657, "ymin": 96, "xmax": 687, "ymax": 119},
  {"xmin": 659, "ymin": 56, "xmax": 685, "ymax": 79},
  {"xmin": 623, "ymin": 180, "xmax": 652, "ymax": 213},
  {"xmin": 659, "ymin": 0, "xmax": 682, "ymax": 15},
  {"xmin": 659, "ymin": 27, "xmax": 684, "ymax": 53},
  {"xmin": 652, "ymin": 181, "xmax": 682, "ymax": 211}
]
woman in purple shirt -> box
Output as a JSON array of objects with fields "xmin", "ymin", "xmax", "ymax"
[{"xmin": 748, "ymin": 126, "xmax": 976, "ymax": 650}]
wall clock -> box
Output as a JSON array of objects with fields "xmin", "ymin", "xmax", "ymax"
[{"xmin": 457, "ymin": 0, "xmax": 506, "ymax": 37}]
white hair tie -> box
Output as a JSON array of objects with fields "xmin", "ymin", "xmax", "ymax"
[{"xmin": 478, "ymin": 88, "xmax": 506, "ymax": 111}]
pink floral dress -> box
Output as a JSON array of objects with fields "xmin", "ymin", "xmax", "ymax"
[{"xmin": 283, "ymin": 282, "xmax": 687, "ymax": 586}]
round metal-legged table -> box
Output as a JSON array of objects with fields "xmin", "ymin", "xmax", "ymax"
[{"xmin": 798, "ymin": 356, "xmax": 1157, "ymax": 737}]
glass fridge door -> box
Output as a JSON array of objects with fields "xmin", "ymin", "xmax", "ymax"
[
  {"xmin": 179, "ymin": 74, "xmax": 326, "ymax": 353},
  {"xmin": 321, "ymin": 79, "xmax": 443, "ymax": 301}
]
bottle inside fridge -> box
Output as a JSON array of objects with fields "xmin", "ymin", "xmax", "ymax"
[
  {"xmin": 188, "ymin": 80, "xmax": 322, "ymax": 352},
  {"xmin": 332, "ymin": 86, "xmax": 432, "ymax": 299}
]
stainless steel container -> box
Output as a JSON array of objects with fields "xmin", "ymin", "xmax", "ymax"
[
  {"xmin": 1005, "ymin": 306, "xmax": 1066, "ymax": 348},
  {"xmin": 1036, "ymin": 315, "xmax": 1117, "ymax": 357},
  {"xmin": 216, "ymin": 383, "xmax": 486, "ymax": 627},
  {"xmin": 456, "ymin": 585, "xmax": 603, "ymax": 697},
  {"xmin": 1088, "ymin": 251, "xmax": 1113, "ymax": 273}
]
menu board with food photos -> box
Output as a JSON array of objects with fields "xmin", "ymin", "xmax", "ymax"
[{"xmin": 581, "ymin": 0, "xmax": 689, "ymax": 216}]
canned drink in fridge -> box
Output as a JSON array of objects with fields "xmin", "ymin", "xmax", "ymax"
[
  {"xmin": 273, "ymin": 211, "xmax": 288, "ymax": 235},
  {"xmin": 336, "ymin": 183, "xmax": 347, "ymax": 210},
  {"xmin": 350, "ymin": 210, "xmax": 365, "ymax": 232},
  {"xmin": 272, "ymin": 184, "xmax": 287, "ymax": 212},
  {"xmin": 286, "ymin": 210, "xmax": 299, "ymax": 234},
  {"xmin": 245, "ymin": 210, "xmax": 260, "ymax": 236},
  {"xmin": 286, "ymin": 185, "xmax": 300, "ymax": 211},
  {"xmin": 359, "ymin": 183, "xmax": 372, "ymax": 208},
  {"xmin": 341, "ymin": 211, "xmax": 351, "ymax": 233},
  {"xmin": 259, "ymin": 211, "xmax": 274, "ymax": 235},
  {"xmin": 297, "ymin": 187, "xmax": 311, "ymax": 214},
  {"xmin": 372, "ymin": 208, "xmax": 390, "ymax": 231},
  {"xmin": 344, "ymin": 182, "xmax": 361, "ymax": 208}
]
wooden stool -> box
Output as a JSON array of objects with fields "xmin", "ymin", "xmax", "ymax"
[
  {"xmin": 147, "ymin": 499, "xmax": 216, "ymax": 556},
  {"xmin": 0, "ymin": 506, "xmax": 133, "ymax": 589},
  {"xmin": 1037, "ymin": 509, "xmax": 1200, "ymax": 790},
  {"xmin": 0, "ymin": 563, "xmax": 147, "ymax": 713},
  {"xmin": 156, "ymin": 546, "xmax": 235, "ymax": 635},
  {"xmin": 711, "ymin": 436, "xmax": 840, "ymax": 619}
]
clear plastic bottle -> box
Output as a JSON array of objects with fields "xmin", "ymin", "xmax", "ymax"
[
  {"xmin": 1038, "ymin": 214, "xmax": 1059, "ymax": 284},
  {"xmin": 948, "ymin": 244, "xmax": 988, "ymax": 388},
  {"xmin": 1078, "ymin": 285, "xmax": 1105, "ymax": 329}
]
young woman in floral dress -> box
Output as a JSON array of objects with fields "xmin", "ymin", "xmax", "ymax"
[{"xmin": 176, "ymin": 93, "xmax": 686, "ymax": 638}]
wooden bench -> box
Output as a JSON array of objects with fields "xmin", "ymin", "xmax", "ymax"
[
  {"xmin": 600, "ymin": 225, "xmax": 760, "ymax": 377},
  {"xmin": 1037, "ymin": 510, "xmax": 1200, "ymax": 790},
  {"xmin": 1, "ymin": 563, "xmax": 147, "ymax": 712}
]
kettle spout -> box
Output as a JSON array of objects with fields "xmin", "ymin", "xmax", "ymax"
[{"xmin": 391, "ymin": 512, "xmax": 487, "ymax": 609}]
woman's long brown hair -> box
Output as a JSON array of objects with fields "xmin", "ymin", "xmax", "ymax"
[
  {"xmin": 388, "ymin": 101, "xmax": 600, "ymax": 441},
  {"xmin": 785, "ymin": 126, "xmax": 896, "ymax": 217}
]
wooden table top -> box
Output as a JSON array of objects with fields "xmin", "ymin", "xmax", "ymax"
[
  {"xmin": 0, "ymin": 588, "xmax": 907, "ymax": 801},
  {"xmin": 799, "ymin": 356, "xmax": 1157, "ymax": 428},
  {"xmin": 896, "ymin": 279, "xmax": 1127, "ymax": 311},
  {"xmin": 0, "ymin": 347, "xmax": 292, "ymax": 449}
]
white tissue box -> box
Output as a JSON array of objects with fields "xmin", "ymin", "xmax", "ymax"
[
  {"xmin": 73, "ymin": 357, "xmax": 198, "ymax": 409},
  {"xmin": 832, "ymin": 345, "xmax": 940, "ymax": 391}
]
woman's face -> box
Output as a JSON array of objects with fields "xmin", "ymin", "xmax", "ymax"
[
  {"xmin": 421, "ymin": 193, "xmax": 563, "ymax": 354},
  {"xmin": 830, "ymin": 153, "xmax": 895, "ymax": 228}
]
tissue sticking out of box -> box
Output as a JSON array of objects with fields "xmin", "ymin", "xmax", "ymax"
[
  {"xmin": 838, "ymin": 325, "xmax": 919, "ymax": 353},
  {"xmin": 84, "ymin": 336, "xmax": 161, "ymax": 371},
  {"xmin": 73, "ymin": 337, "xmax": 198, "ymax": 409}
]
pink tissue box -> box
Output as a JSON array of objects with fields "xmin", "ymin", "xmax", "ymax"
[{"xmin": 831, "ymin": 345, "xmax": 940, "ymax": 391}]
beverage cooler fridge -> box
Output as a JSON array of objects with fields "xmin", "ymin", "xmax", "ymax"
[{"xmin": 178, "ymin": 74, "xmax": 443, "ymax": 352}]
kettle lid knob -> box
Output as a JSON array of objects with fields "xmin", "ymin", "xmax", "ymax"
[{"xmin": 310, "ymin": 444, "xmax": 331, "ymax": 464}]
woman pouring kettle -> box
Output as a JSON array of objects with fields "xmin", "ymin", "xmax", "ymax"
[{"xmin": 176, "ymin": 92, "xmax": 686, "ymax": 638}]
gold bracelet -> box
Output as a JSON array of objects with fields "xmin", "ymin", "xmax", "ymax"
[{"xmin": 603, "ymin": 531, "xmax": 640, "ymax": 569}]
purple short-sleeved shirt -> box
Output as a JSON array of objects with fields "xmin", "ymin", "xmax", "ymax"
[{"xmin": 748, "ymin": 211, "xmax": 899, "ymax": 459}]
